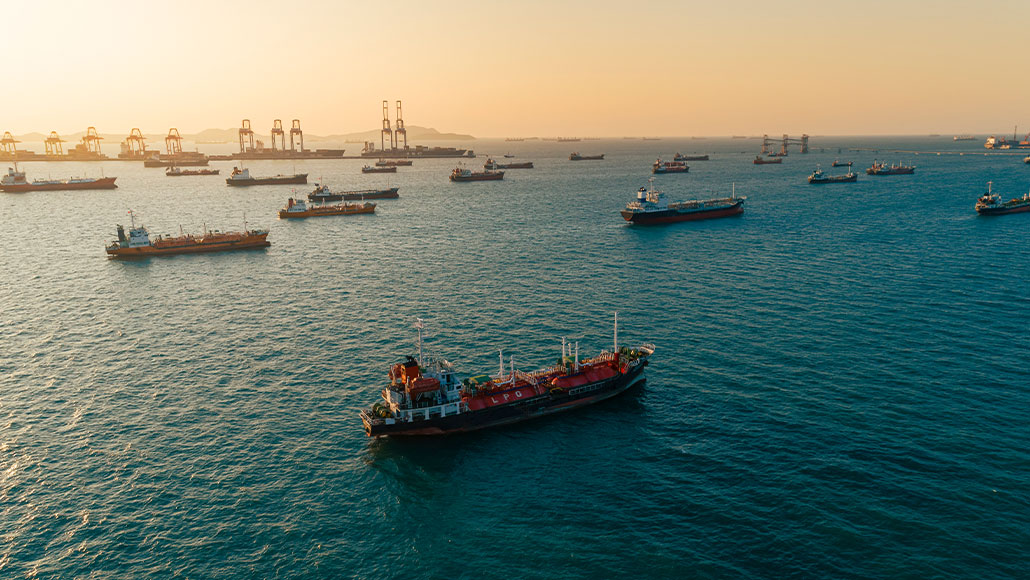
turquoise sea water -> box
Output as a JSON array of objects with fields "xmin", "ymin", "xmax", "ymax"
[{"xmin": 1, "ymin": 137, "xmax": 1027, "ymax": 579}]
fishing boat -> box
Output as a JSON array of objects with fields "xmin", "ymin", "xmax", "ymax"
[
  {"xmin": 652, "ymin": 159, "xmax": 689, "ymax": 174},
  {"xmin": 362, "ymin": 165, "xmax": 397, "ymax": 174},
  {"xmin": 569, "ymin": 152, "xmax": 604, "ymax": 161},
  {"xmin": 375, "ymin": 159, "xmax": 413, "ymax": 167},
  {"xmin": 673, "ymin": 153, "xmax": 709, "ymax": 161},
  {"xmin": 450, "ymin": 167, "xmax": 504, "ymax": 182},
  {"xmin": 225, "ymin": 167, "xmax": 308, "ymax": 186},
  {"xmin": 1, "ymin": 164, "xmax": 117, "ymax": 192},
  {"xmin": 866, "ymin": 160, "xmax": 915, "ymax": 175},
  {"xmin": 831, "ymin": 159, "xmax": 852, "ymax": 167},
  {"xmin": 484, "ymin": 158, "xmax": 534, "ymax": 170},
  {"xmin": 808, "ymin": 167, "xmax": 857, "ymax": 184},
  {"xmin": 278, "ymin": 197, "xmax": 375, "ymax": 219},
  {"xmin": 753, "ymin": 155, "xmax": 782, "ymax": 165},
  {"xmin": 308, "ymin": 184, "xmax": 399, "ymax": 202},
  {"xmin": 360, "ymin": 317, "xmax": 655, "ymax": 437},
  {"xmin": 166, "ymin": 167, "xmax": 220, "ymax": 176},
  {"xmin": 105, "ymin": 211, "xmax": 269, "ymax": 257},
  {"xmin": 620, "ymin": 178, "xmax": 745, "ymax": 225},
  {"xmin": 975, "ymin": 181, "xmax": 1030, "ymax": 216}
]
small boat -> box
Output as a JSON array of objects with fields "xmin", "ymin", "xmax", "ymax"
[
  {"xmin": 975, "ymin": 181, "xmax": 1030, "ymax": 215},
  {"xmin": 831, "ymin": 159, "xmax": 852, "ymax": 167},
  {"xmin": 278, "ymin": 197, "xmax": 376, "ymax": 219},
  {"xmin": 484, "ymin": 158, "xmax": 534, "ymax": 170},
  {"xmin": 166, "ymin": 167, "xmax": 220, "ymax": 176},
  {"xmin": 620, "ymin": 178, "xmax": 744, "ymax": 225},
  {"xmin": 807, "ymin": 167, "xmax": 857, "ymax": 184},
  {"xmin": 1, "ymin": 164, "xmax": 117, "ymax": 192},
  {"xmin": 308, "ymin": 184, "xmax": 399, "ymax": 202},
  {"xmin": 953, "ymin": 135, "xmax": 976, "ymax": 141},
  {"xmin": 450, "ymin": 167, "xmax": 504, "ymax": 182},
  {"xmin": 652, "ymin": 159, "xmax": 689, "ymax": 174},
  {"xmin": 503, "ymin": 153, "xmax": 515, "ymax": 158},
  {"xmin": 374, "ymin": 159, "xmax": 413, "ymax": 167},
  {"xmin": 569, "ymin": 152, "xmax": 604, "ymax": 161},
  {"xmin": 362, "ymin": 165, "xmax": 397, "ymax": 173},
  {"xmin": 753, "ymin": 155, "xmax": 782, "ymax": 165},
  {"xmin": 105, "ymin": 211, "xmax": 269, "ymax": 257},
  {"xmin": 226, "ymin": 167, "xmax": 308, "ymax": 186},
  {"xmin": 673, "ymin": 153, "xmax": 709, "ymax": 162},
  {"xmin": 866, "ymin": 160, "xmax": 915, "ymax": 175}
]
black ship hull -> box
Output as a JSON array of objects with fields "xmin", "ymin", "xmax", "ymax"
[{"xmin": 365, "ymin": 361, "xmax": 647, "ymax": 436}]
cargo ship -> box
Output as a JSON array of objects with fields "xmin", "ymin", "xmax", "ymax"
[
  {"xmin": 144, "ymin": 152, "xmax": 210, "ymax": 167},
  {"xmin": 360, "ymin": 317, "xmax": 655, "ymax": 437},
  {"xmin": 620, "ymin": 178, "xmax": 745, "ymax": 225},
  {"xmin": 166, "ymin": 167, "xmax": 220, "ymax": 176},
  {"xmin": 362, "ymin": 165, "xmax": 397, "ymax": 174},
  {"xmin": 278, "ymin": 197, "xmax": 375, "ymax": 219},
  {"xmin": 807, "ymin": 167, "xmax": 857, "ymax": 184},
  {"xmin": 975, "ymin": 181, "xmax": 1030, "ymax": 216},
  {"xmin": 831, "ymin": 159, "xmax": 852, "ymax": 167},
  {"xmin": 569, "ymin": 152, "xmax": 604, "ymax": 161},
  {"xmin": 673, "ymin": 153, "xmax": 709, "ymax": 161},
  {"xmin": 866, "ymin": 160, "xmax": 915, "ymax": 175},
  {"xmin": 753, "ymin": 155, "xmax": 782, "ymax": 165},
  {"xmin": 484, "ymin": 158, "xmax": 534, "ymax": 170},
  {"xmin": 308, "ymin": 184, "xmax": 399, "ymax": 202},
  {"xmin": 375, "ymin": 159, "xmax": 413, "ymax": 167},
  {"xmin": 450, "ymin": 167, "xmax": 504, "ymax": 181},
  {"xmin": 954, "ymin": 135, "xmax": 976, "ymax": 141},
  {"xmin": 1, "ymin": 165, "xmax": 117, "ymax": 192},
  {"xmin": 360, "ymin": 143, "xmax": 474, "ymax": 159},
  {"xmin": 652, "ymin": 159, "xmax": 689, "ymax": 174},
  {"xmin": 226, "ymin": 167, "xmax": 308, "ymax": 186},
  {"xmin": 105, "ymin": 212, "xmax": 269, "ymax": 257}
]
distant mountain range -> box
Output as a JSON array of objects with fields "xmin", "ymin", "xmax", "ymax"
[{"xmin": 6, "ymin": 125, "xmax": 475, "ymax": 145}]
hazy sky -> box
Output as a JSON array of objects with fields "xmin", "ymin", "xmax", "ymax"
[{"xmin": 6, "ymin": 0, "xmax": 1029, "ymax": 137}]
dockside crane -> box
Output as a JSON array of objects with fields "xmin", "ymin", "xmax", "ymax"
[
  {"xmin": 44, "ymin": 131, "xmax": 65, "ymax": 156},
  {"xmin": 381, "ymin": 100, "xmax": 393, "ymax": 152},
  {"xmin": 166, "ymin": 128, "xmax": 184, "ymax": 155},
  {"xmin": 271, "ymin": 119, "xmax": 286, "ymax": 151},
  {"xmin": 238, "ymin": 119, "xmax": 255, "ymax": 153},
  {"xmin": 124, "ymin": 128, "xmax": 146, "ymax": 156},
  {"xmin": 82, "ymin": 126, "xmax": 103, "ymax": 154},
  {"xmin": 290, "ymin": 119, "xmax": 304, "ymax": 152},
  {"xmin": 395, "ymin": 100, "xmax": 407, "ymax": 150},
  {"xmin": 1, "ymin": 131, "xmax": 20, "ymax": 156}
]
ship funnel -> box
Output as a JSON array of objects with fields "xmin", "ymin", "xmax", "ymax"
[
  {"xmin": 637, "ymin": 188, "xmax": 647, "ymax": 202},
  {"xmin": 117, "ymin": 225, "xmax": 126, "ymax": 243}
]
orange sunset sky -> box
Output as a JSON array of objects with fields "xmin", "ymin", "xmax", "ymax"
[{"xmin": 6, "ymin": 0, "xmax": 1029, "ymax": 137}]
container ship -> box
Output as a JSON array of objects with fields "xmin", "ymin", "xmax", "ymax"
[
  {"xmin": 362, "ymin": 165, "xmax": 397, "ymax": 174},
  {"xmin": 166, "ymin": 167, "xmax": 220, "ymax": 176},
  {"xmin": 375, "ymin": 159, "xmax": 413, "ymax": 167},
  {"xmin": 831, "ymin": 159, "xmax": 852, "ymax": 167},
  {"xmin": 953, "ymin": 135, "xmax": 976, "ymax": 141},
  {"xmin": 620, "ymin": 178, "xmax": 745, "ymax": 225},
  {"xmin": 309, "ymin": 184, "xmax": 399, "ymax": 202},
  {"xmin": 975, "ymin": 181, "xmax": 1030, "ymax": 216},
  {"xmin": 105, "ymin": 212, "xmax": 269, "ymax": 257},
  {"xmin": 360, "ymin": 143, "xmax": 475, "ymax": 159},
  {"xmin": 207, "ymin": 149, "xmax": 346, "ymax": 161},
  {"xmin": 226, "ymin": 167, "xmax": 308, "ymax": 186},
  {"xmin": 673, "ymin": 153, "xmax": 709, "ymax": 161},
  {"xmin": 569, "ymin": 152, "xmax": 604, "ymax": 161},
  {"xmin": 450, "ymin": 167, "xmax": 504, "ymax": 181},
  {"xmin": 753, "ymin": 155, "xmax": 782, "ymax": 165},
  {"xmin": 652, "ymin": 159, "xmax": 689, "ymax": 174},
  {"xmin": 866, "ymin": 161, "xmax": 915, "ymax": 175},
  {"xmin": 807, "ymin": 167, "xmax": 857, "ymax": 184},
  {"xmin": 144, "ymin": 152, "xmax": 210, "ymax": 167},
  {"xmin": 1, "ymin": 165, "xmax": 117, "ymax": 192},
  {"xmin": 361, "ymin": 317, "xmax": 655, "ymax": 437},
  {"xmin": 278, "ymin": 197, "xmax": 375, "ymax": 219},
  {"xmin": 484, "ymin": 158, "xmax": 534, "ymax": 170}
]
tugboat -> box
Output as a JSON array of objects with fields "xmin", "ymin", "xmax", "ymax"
[
  {"xmin": 375, "ymin": 159, "xmax": 413, "ymax": 167},
  {"xmin": 652, "ymin": 159, "xmax": 689, "ymax": 174},
  {"xmin": 807, "ymin": 166, "xmax": 857, "ymax": 184},
  {"xmin": 226, "ymin": 166, "xmax": 308, "ymax": 186},
  {"xmin": 753, "ymin": 155, "xmax": 782, "ymax": 165},
  {"xmin": 166, "ymin": 166, "xmax": 220, "ymax": 176},
  {"xmin": 974, "ymin": 181, "xmax": 1030, "ymax": 215},
  {"xmin": 450, "ymin": 167, "xmax": 504, "ymax": 182},
  {"xmin": 569, "ymin": 152, "xmax": 605, "ymax": 161},
  {"xmin": 360, "ymin": 316, "xmax": 655, "ymax": 437},
  {"xmin": 362, "ymin": 165, "xmax": 397, "ymax": 174},
  {"xmin": 673, "ymin": 153, "xmax": 709, "ymax": 161},
  {"xmin": 866, "ymin": 160, "xmax": 915, "ymax": 175},
  {"xmin": 484, "ymin": 158, "xmax": 534, "ymax": 170},
  {"xmin": 105, "ymin": 211, "xmax": 270, "ymax": 257},
  {"xmin": 308, "ymin": 183, "xmax": 399, "ymax": 202},
  {"xmin": 831, "ymin": 159, "xmax": 853, "ymax": 167},
  {"xmin": 278, "ymin": 197, "xmax": 375, "ymax": 219},
  {"xmin": 1, "ymin": 164, "xmax": 117, "ymax": 192},
  {"xmin": 620, "ymin": 178, "xmax": 745, "ymax": 224}
]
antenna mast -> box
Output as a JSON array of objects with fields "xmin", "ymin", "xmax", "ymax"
[
  {"xmin": 613, "ymin": 311, "xmax": 619, "ymax": 353},
  {"xmin": 414, "ymin": 318, "xmax": 425, "ymax": 366}
]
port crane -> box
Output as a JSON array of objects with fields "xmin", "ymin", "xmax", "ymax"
[
  {"xmin": 124, "ymin": 128, "xmax": 146, "ymax": 156},
  {"xmin": 270, "ymin": 119, "xmax": 286, "ymax": 151},
  {"xmin": 290, "ymin": 119, "xmax": 304, "ymax": 152},
  {"xmin": 165, "ymin": 128, "xmax": 184, "ymax": 155},
  {"xmin": 44, "ymin": 131, "xmax": 65, "ymax": 156},
  {"xmin": 238, "ymin": 119, "xmax": 255, "ymax": 153},
  {"xmin": 760, "ymin": 134, "xmax": 809, "ymax": 156},
  {"xmin": 82, "ymin": 127, "xmax": 103, "ymax": 155},
  {"xmin": 394, "ymin": 100, "xmax": 407, "ymax": 150},
  {"xmin": 1, "ymin": 131, "xmax": 20, "ymax": 156},
  {"xmin": 380, "ymin": 100, "xmax": 393, "ymax": 152}
]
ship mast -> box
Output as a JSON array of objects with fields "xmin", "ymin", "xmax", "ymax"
[
  {"xmin": 414, "ymin": 318, "xmax": 425, "ymax": 366},
  {"xmin": 613, "ymin": 311, "xmax": 618, "ymax": 354}
]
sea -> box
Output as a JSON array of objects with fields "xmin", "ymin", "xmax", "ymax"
[{"xmin": 1, "ymin": 136, "xmax": 1027, "ymax": 579}]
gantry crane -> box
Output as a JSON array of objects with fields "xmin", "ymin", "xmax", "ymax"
[
  {"xmin": 271, "ymin": 119, "xmax": 286, "ymax": 151},
  {"xmin": 45, "ymin": 131, "xmax": 65, "ymax": 156},
  {"xmin": 290, "ymin": 119, "xmax": 304, "ymax": 152},
  {"xmin": 166, "ymin": 128, "xmax": 184, "ymax": 155},
  {"xmin": 239, "ymin": 119, "xmax": 255, "ymax": 153}
]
